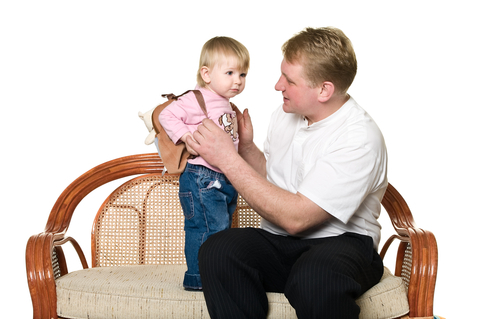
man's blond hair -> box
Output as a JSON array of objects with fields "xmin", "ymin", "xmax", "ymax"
[
  {"xmin": 197, "ymin": 37, "xmax": 250, "ymax": 87},
  {"xmin": 282, "ymin": 27, "xmax": 357, "ymax": 95}
]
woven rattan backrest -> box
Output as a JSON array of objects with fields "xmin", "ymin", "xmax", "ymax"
[
  {"xmin": 232, "ymin": 194, "xmax": 261, "ymax": 228},
  {"xmin": 92, "ymin": 173, "xmax": 261, "ymax": 267},
  {"xmin": 92, "ymin": 174, "xmax": 185, "ymax": 267}
]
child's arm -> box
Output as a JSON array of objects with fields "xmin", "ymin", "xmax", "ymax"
[
  {"xmin": 180, "ymin": 132, "xmax": 198, "ymax": 156},
  {"xmin": 158, "ymin": 92, "xmax": 202, "ymax": 145}
]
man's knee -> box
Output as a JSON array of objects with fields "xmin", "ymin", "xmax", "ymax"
[
  {"xmin": 200, "ymin": 228, "xmax": 270, "ymax": 271},
  {"xmin": 198, "ymin": 229, "xmax": 225, "ymax": 265},
  {"xmin": 199, "ymin": 228, "xmax": 250, "ymax": 269},
  {"xmin": 284, "ymin": 259, "xmax": 361, "ymax": 318}
]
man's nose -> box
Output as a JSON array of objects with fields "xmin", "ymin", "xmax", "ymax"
[{"xmin": 275, "ymin": 77, "xmax": 284, "ymax": 91}]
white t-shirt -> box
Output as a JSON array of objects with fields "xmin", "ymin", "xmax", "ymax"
[{"xmin": 261, "ymin": 97, "xmax": 388, "ymax": 249}]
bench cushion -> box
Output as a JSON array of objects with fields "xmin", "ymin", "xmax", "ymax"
[{"xmin": 56, "ymin": 265, "xmax": 408, "ymax": 319}]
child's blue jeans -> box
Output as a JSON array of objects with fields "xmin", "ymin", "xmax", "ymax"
[{"xmin": 179, "ymin": 163, "xmax": 238, "ymax": 290}]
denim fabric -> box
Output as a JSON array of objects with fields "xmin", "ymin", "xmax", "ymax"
[{"xmin": 179, "ymin": 163, "xmax": 238, "ymax": 289}]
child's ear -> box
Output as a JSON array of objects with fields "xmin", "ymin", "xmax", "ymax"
[{"xmin": 200, "ymin": 66, "xmax": 211, "ymax": 84}]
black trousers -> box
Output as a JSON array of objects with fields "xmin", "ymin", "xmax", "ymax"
[{"xmin": 198, "ymin": 228, "xmax": 383, "ymax": 319}]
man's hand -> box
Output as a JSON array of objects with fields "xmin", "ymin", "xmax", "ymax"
[
  {"xmin": 186, "ymin": 118, "xmax": 237, "ymax": 170},
  {"xmin": 233, "ymin": 105, "xmax": 254, "ymax": 150}
]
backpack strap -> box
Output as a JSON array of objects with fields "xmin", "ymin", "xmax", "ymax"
[
  {"xmin": 161, "ymin": 90, "xmax": 208, "ymax": 116},
  {"xmin": 192, "ymin": 90, "xmax": 208, "ymax": 116}
]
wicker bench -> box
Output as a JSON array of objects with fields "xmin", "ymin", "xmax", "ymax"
[{"xmin": 26, "ymin": 153, "xmax": 438, "ymax": 319}]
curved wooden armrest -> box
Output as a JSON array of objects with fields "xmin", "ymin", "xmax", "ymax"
[
  {"xmin": 381, "ymin": 184, "xmax": 438, "ymax": 318},
  {"xmin": 26, "ymin": 232, "xmax": 59, "ymax": 319},
  {"xmin": 27, "ymin": 153, "xmax": 165, "ymax": 319},
  {"xmin": 27, "ymin": 232, "xmax": 90, "ymax": 318},
  {"xmin": 45, "ymin": 153, "xmax": 164, "ymax": 236},
  {"xmin": 403, "ymin": 228, "xmax": 437, "ymax": 317}
]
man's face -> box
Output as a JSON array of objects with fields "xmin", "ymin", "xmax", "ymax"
[{"xmin": 274, "ymin": 59, "xmax": 320, "ymax": 124}]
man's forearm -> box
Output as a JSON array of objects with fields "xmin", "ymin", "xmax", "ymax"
[
  {"xmin": 220, "ymin": 152, "xmax": 279, "ymax": 219},
  {"xmin": 238, "ymin": 142, "xmax": 267, "ymax": 177},
  {"xmin": 220, "ymin": 152, "xmax": 330, "ymax": 236}
]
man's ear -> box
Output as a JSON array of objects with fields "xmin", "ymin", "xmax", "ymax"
[
  {"xmin": 200, "ymin": 66, "xmax": 211, "ymax": 84},
  {"xmin": 317, "ymin": 81, "xmax": 335, "ymax": 103}
]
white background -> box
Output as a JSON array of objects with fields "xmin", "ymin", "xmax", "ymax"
[{"xmin": 2, "ymin": 1, "xmax": 478, "ymax": 318}]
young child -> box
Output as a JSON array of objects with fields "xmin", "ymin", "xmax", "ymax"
[{"xmin": 159, "ymin": 36, "xmax": 249, "ymax": 290}]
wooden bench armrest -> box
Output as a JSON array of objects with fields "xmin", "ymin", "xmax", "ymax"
[
  {"xmin": 381, "ymin": 184, "xmax": 438, "ymax": 318},
  {"xmin": 45, "ymin": 153, "xmax": 164, "ymax": 236},
  {"xmin": 26, "ymin": 232, "xmax": 59, "ymax": 319}
]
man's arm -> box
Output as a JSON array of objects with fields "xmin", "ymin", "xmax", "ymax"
[{"xmin": 186, "ymin": 118, "xmax": 331, "ymax": 235}]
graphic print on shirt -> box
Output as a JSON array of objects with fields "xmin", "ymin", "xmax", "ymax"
[{"xmin": 218, "ymin": 113, "xmax": 238, "ymax": 141}]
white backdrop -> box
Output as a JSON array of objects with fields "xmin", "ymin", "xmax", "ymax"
[{"xmin": 2, "ymin": 1, "xmax": 478, "ymax": 318}]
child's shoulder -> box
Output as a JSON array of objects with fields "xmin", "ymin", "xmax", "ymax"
[{"xmin": 174, "ymin": 90, "xmax": 200, "ymax": 107}]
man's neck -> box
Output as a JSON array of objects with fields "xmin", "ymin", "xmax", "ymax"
[{"xmin": 306, "ymin": 94, "xmax": 350, "ymax": 125}]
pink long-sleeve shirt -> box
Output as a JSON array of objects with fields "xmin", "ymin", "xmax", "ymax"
[{"xmin": 158, "ymin": 86, "xmax": 239, "ymax": 173}]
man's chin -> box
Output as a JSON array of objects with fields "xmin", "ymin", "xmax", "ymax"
[{"xmin": 282, "ymin": 103, "xmax": 292, "ymax": 113}]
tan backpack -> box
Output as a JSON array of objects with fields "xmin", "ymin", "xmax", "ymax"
[{"xmin": 152, "ymin": 90, "xmax": 207, "ymax": 174}]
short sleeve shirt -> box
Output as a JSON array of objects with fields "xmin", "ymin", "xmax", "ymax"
[{"xmin": 261, "ymin": 97, "xmax": 388, "ymax": 249}]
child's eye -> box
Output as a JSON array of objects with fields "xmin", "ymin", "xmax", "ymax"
[
  {"xmin": 240, "ymin": 73, "xmax": 247, "ymax": 78},
  {"xmin": 226, "ymin": 71, "xmax": 233, "ymax": 75}
]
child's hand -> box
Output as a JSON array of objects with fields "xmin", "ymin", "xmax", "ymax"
[{"xmin": 181, "ymin": 132, "xmax": 199, "ymax": 156}]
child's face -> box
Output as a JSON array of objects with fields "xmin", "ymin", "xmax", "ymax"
[{"xmin": 204, "ymin": 55, "xmax": 247, "ymax": 99}]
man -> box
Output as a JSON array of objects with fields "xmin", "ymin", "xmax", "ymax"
[{"xmin": 186, "ymin": 27, "xmax": 388, "ymax": 319}]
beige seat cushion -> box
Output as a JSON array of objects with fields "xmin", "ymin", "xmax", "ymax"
[
  {"xmin": 56, "ymin": 265, "xmax": 408, "ymax": 319},
  {"xmin": 357, "ymin": 267, "xmax": 409, "ymax": 319}
]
